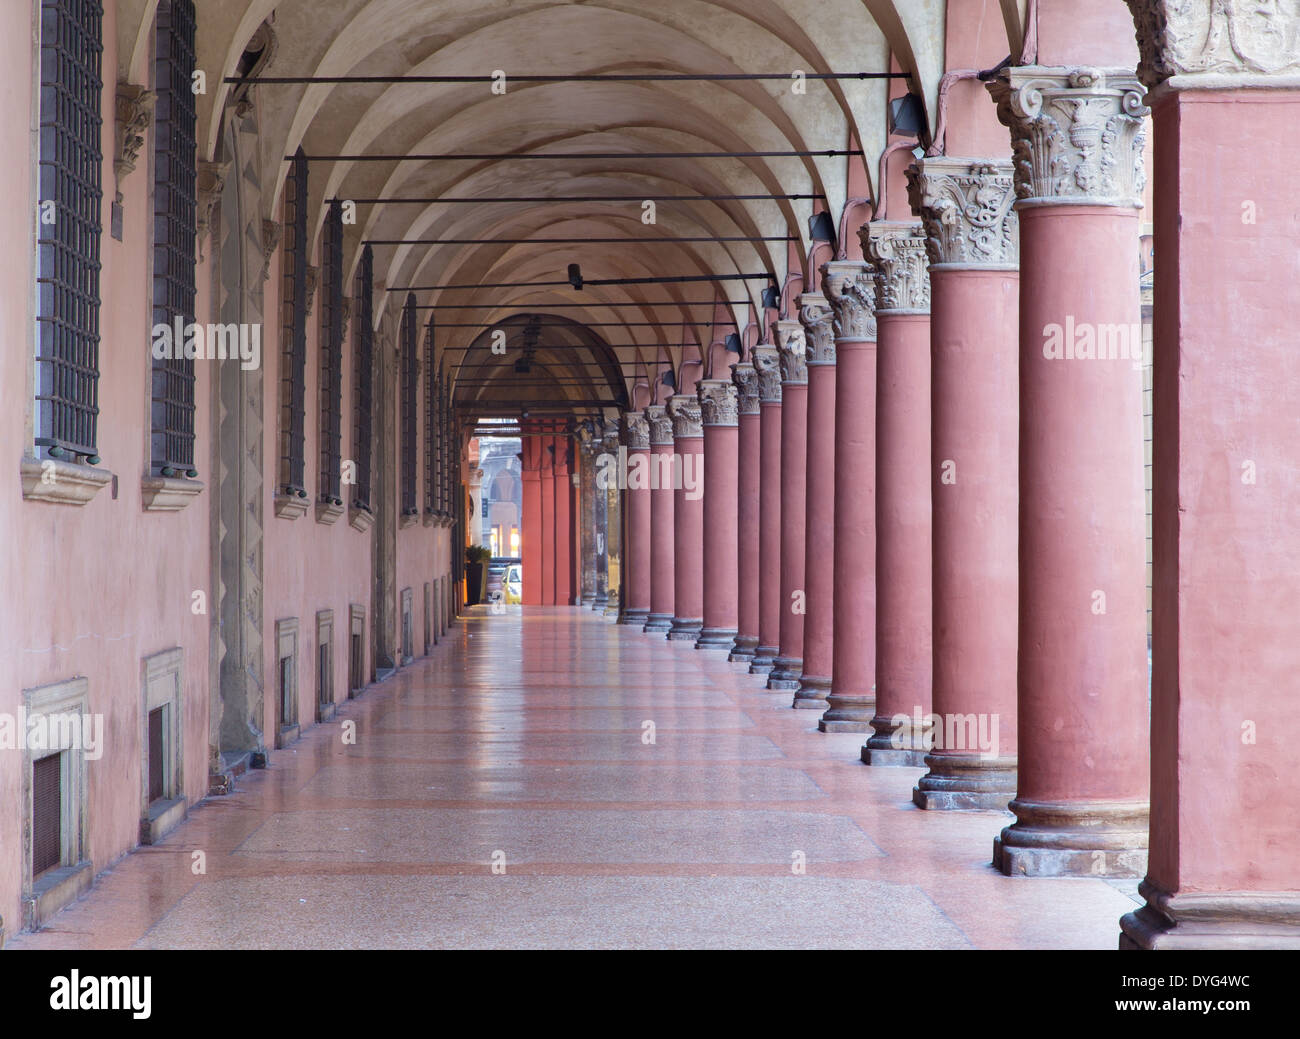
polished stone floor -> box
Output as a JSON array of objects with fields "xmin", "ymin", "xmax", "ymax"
[{"xmin": 9, "ymin": 606, "xmax": 1139, "ymax": 949}]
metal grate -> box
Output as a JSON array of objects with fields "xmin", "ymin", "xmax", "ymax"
[
  {"xmin": 150, "ymin": 0, "xmax": 197, "ymax": 477},
  {"xmin": 352, "ymin": 245, "xmax": 374, "ymax": 511},
  {"xmin": 280, "ymin": 148, "xmax": 308, "ymax": 498},
  {"xmin": 349, "ymin": 631, "xmax": 363, "ymax": 696},
  {"xmin": 147, "ymin": 706, "xmax": 165, "ymax": 802},
  {"xmin": 423, "ymin": 315, "xmax": 436, "ymax": 515},
  {"xmin": 437, "ymin": 372, "xmax": 448, "ymax": 517},
  {"xmin": 36, "ymin": 0, "xmax": 104, "ymax": 462},
  {"xmin": 32, "ymin": 752, "xmax": 63, "ymax": 876},
  {"xmin": 317, "ymin": 640, "xmax": 331, "ymax": 706},
  {"xmin": 400, "ymin": 293, "xmax": 418, "ymax": 517},
  {"xmin": 319, "ymin": 200, "xmax": 344, "ymax": 504}
]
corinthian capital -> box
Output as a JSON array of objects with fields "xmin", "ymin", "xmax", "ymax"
[
  {"xmin": 114, "ymin": 83, "xmax": 156, "ymax": 191},
  {"xmin": 646, "ymin": 404, "xmax": 675, "ymax": 446},
  {"xmin": 861, "ymin": 222, "xmax": 931, "ymax": 314},
  {"xmin": 798, "ymin": 293, "xmax": 836, "ymax": 366},
  {"xmin": 821, "ymin": 260, "xmax": 877, "ymax": 342},
  {"xmin": 774, "ymin": 320, "xmax": 808, "ymax": 385},
  {"xmin": 697, "ymin": 380, "xmax": 739, "ymax": 427},
  {"xmin": 621, "ymin": 411, "xmax": 650, "ymax": 450},
  {"xmin": 986, "ymin": 66, "xmax": 1148, "ymax": 208},
  {"xmin": 1127, "ymin": 1, "xmax": 1300, "ymax": 90},
  {"xmin": 752, "ymin": 345, "xmax": 782, "ymax": 403},
  {"xmin": 666, "ymin": 394, "xmax": 703, "ymax": 439},
  {"xmin": 906, "ymin": 158, "xmax": 1019, "ymax": 268},
  {"xmin": 731, "ymin": 361, "xmax": 761, "ymax": 416}
]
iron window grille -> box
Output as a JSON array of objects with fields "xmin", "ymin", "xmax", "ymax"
[
  {"xmin": 352, "ymin": 245, "xmax": 374, "ymax": 512},
  {"xmin": 279, "ymin": 147, "xmax": 308, "ymax": 500},
  {"xmin": 150, "ymin": 0, "xmax": 198, "ymax": 478},
  {"xmin": 35, "ymin": 0, "xmax": 104, "ymax": 464},
  {"xmin": 400, "ymin": 293, "xmax": 419, "ymax": 518},
  {"xmin": 423, "ymin": 313, "xmax": 436, "ymax": 515},
  {"xmin": 319, "ymin": 200, "xmax": 344, "ymax": 505}
]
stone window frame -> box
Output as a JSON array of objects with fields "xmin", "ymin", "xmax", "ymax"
[
  {"xmin": 316, "ymin": 609, "xmax": 335, "ymax": 721},
  {"xmin": 274, "ymin": 617, "xmax": 300, "ymax": 746},
  {"xmin": 348, "ymin": 603, "xmax": 366, "ymax": 696},
  {"xmin": 400, "ymin": 587, "xmax": 414, "ymax": 665},
  {"xmin": 140, "ymin": 648, "xmax": 186, "ymax": 843}
]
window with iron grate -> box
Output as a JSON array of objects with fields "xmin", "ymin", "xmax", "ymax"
[
  {"xmin": 279, "ymin": 148, "xmax": 309, "ymax": 500},
  {"xmin": 352, "ymin": 245, "xmax": 374, "ymax": 512},
  {"xmin": 35, "ymin": 0, "xmax": 104, "ymax": 464},
  {"xmin": 32, "ymin": 752, "xmax": 63, "ymax": 876},
  {"xmin": 423, "ymin": 314, "xmax": 436, "ymax": 515},
  {"xmin": 150, "ymin": 0, "xmax": 197, "ymax": 478},
  {"xmin": 400, "ymin": 293, "xmax": 419, "ymax": 518},
  {"xmin": 320, "ymin": 200, "xmax": 344, "ymax": 506}
]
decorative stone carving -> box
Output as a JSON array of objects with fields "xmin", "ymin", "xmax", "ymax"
[
  {"xmin": 666, "ymin": 395, "xmax": 703, "ymax": 439},
  {"xmin": 821, "ymin": 260, "xmax": 877, "ymax": 342},
  {"xmin": 798, "ymin": 293, "xmax": 836, "ymax": 366},
  {"xmin": 601, "ymin": 421, "xmax": 620, "ymax": 455},
  {"xmin": 621, "ymin": 411, "xmax": 650, "ymax": 450},
  {"xmin": 906, "ymin": 158, "xmax": 1019, "ymax": 268},
  {"xmin": 197, "ymin": 160, "xmax": 232, "ymax": 245},
  {"xmin": 340, "ymin": 297, "xmax": 353, "ymax": 340},
  {"xmin": 731, "ymin": 361, "xmax": 761, "ymax": 416},
  {"xmin": 260, "ymin": 220, "xmax": 281, "ymax": 282},
  {"xmin": 774, "ymin": 320, "xmax": 808, "ymax": 385},
  {"xmin": 1127, "ymin": 0, "xmax": 1300, "ymax": 89},
  {"xmin": 645, "ymin": 404, "xmax": 675, "ymax": 446},
  {"xmin": 304, "ymin": 265, "xmax": 320, "ymax": 316},
  {"xmin": 752, "ymin": 345, "xmax": 782, "ymax": 403},
  {"xmin": 114, "ymin": 84, "xmax": 156, "ymax": 194},
  {"xmin": 986, "ymin": 66, "xmax": 1148, "ymax": 208},
  {"xmin": 861, "ymin": 222, "xmax": 931, "ymax": 314},
  {"xmin": 697, "ymin": 380, "xmax": 739, "ymax": 427}
]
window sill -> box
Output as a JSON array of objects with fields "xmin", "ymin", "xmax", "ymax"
[
  {"xmin": 24, "ymin": 860, "xmax": 93, "ymax": 930},
  {"xmin": 141, "ymin": 475, "xmax": 204, "ymax": 512},
  {"xmin": 348, "ymin": 506, "xmax": 374, "ymax": 532},
  {"xmin": 315, "ymin": 499, "xmax": 344, "ymax": 525},
  {"xmin": 20, "ymin": 458, "xmax": 111, "ymax": 506},
  {"xmin": 140, "ymin": 796, "xmax": 187, "ymax": 846},
  {"xmin": 399, "ymin": 512, "xmax": 419, "ymax": 529},
  {"xmin": 273, "ymin": 493, "xmax": 310, "ymax": 519}
]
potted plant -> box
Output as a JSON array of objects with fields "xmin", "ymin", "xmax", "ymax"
[{"xmin": 465, "ymin": 544, "xmax": 492, "ymax": 605}]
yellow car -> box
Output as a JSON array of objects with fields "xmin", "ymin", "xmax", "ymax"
[{"xmin": 503, "ymin": 564, "xmax": 523, "ymax": 604}]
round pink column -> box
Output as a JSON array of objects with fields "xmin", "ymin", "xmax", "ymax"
[
  {"xmin": 793, "ymin": 295, "xmax": 837, "ymax": 710},
  {"xmin": 909, "ymin": 159, "xmax": 1020, "ymax": 807},
  {"xmin": 767, "ymin": 320, "xmax": 808, "ymax": 692},
  {"xmin": 822, "ymin": 262, "xmax": 878, "ymax": 732},
  {"xmin": 728, "ymin": 362, "xmax": 762, "ymax": 662},
  {"xmin": 666, "ymin": 395, "xmax": 704, "ymax": 641},
  {"xmin": 989, "ymin": 66, "xmax": 1149, "ymax": 877},
  {"xmin": 861, "ymin": 223, "xmax": 933, "ymax": 765},
  {"xmin": 696, "ymin": 380, "xmax": 739, "ymax": 649},
  {"xmin": 749, "ymin": 346, "xmax": 783, "ymax": 675},
  {"xmin": 619, "ymin": 412, "xmax": 652, "ymax": 626},
  {"xmin": 643, "ymin": 406, "xmax": 675, "ymax": 633}
]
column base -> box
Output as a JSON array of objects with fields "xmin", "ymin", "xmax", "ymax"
[
  {"xmin": 749, "ymin": 645, "xmax": 778, "ymax": 675},
  {"xmin": 695, "ymin": 626, "xmax": 738, "ymax": 650},
  {"xmin": 817, "ymin": 688, "xmax": 876, "ymax": 732},
  {"xmin": 1119, "ymin": 880, "xmax": 1300, "ymax": 950},
  {"xmin": 993, "ymin": 798, "xmax": 1149, "ymax": 878},
  {"xmin": 793, "ymin": 674, "xmax": 831, "ymax": 709},
  {"xmin": 603, "ymin": 599, "xmax": 620, "ymax": 619},
  {"xmin": 766, "ymin": 656, "xmax": 802, "ymax": 691},
  {"xmin": 861, "ymin": 711, "xmax": 932, "ymax": 765},
  {"xmin": 591, "ymin": 594, "xmax": 609, "ymax": 612},
  {"xmin": 618, "ymin": 608, "xmax": 649, "ymax": 627},
  {"xmin": 643, "ymin": 613, "xmax": 673, "ymax": 633},
  {"xmin": 728, "ymin": 634, "xmax": 759, "ymax": 662},
  {"xmin": 667, "ymin": 617, "xmax": 703, "ymax": 641},
  {"xmin": 912, "ymin": 753, "xmax": 1017, "ymax": 811}
]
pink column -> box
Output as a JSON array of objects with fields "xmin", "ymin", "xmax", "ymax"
[
  {"xmin": 643, "ymin": 406, "xmax": 675, "ymax": 633},
  {"xmin": 824, "ymin": 263, "xmax": 878, "ymax": 733},
  {"xmin": 749, "ymin": 346, "xmax": 783, "ymax": 674},
  {"xmin": 552, "ymin": 436, "xmax": 573, "ymax": 607},
  {"xmin": 601, "ymin": 422, "xmax": 622, "ymax": 618},
  {"xmin": 860, "ymin": 223, "xmax": 933, "ymax": 764},
  {"xmin": 540, "ymin": 436, "xmax": 556, "ymax": 605},
  {"xmin": 767, "ymin": 320, "xmax": 808, "ymax": 692},
  {"xmin": 728, "ymin": 362, "xmax": 762, "ymax": 662},
  {"xmin": 907, "ymin": 158, "xmax": 1020, "ymax": 808},
  {"xmin": 988, "ymin": 66, "xmax": 1149, "ymax": 876},
  {"xmin": 618, "ymin": 412, "xmax": 652, "ymax": 626},
  {"xmin": 666, "ymin": 395, "xmax": 704, "ymax": 641},
  {"xmin": 521, "ymin": 431, "xmax": 544, "ymax": 607},
  {"xmin": 793, "ymin": 294, "xmax": 837, "ymax": 710},
  {"xmin": 1121, "ymin": 18, "xmax": 1300, "ymax": 947},
  {"xmin": 696, "ymin": 380, "xmax": 739, "ymax": 649}
]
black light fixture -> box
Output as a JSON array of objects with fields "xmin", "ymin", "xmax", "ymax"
[
  {"xmin": 809, "ymin": 211, "xmax": 837, "ymax": 255},
  {"xmin": 760, "ymin": 284, "xmax": 780, "ymax": 310},
  {"xmin": 724, "ymin": 332, "xmax": 742, "ymax": 354},
  {"xmin": 889, "ymin": 93, "xmax": 927, "ymax": 138},
  {"xmin": 661, "ymin": 368, "xmax": 676, "ymax": 389},
  {"xmin": 567, "ymin": 263, "xmax": 584, "ymax": 290}
]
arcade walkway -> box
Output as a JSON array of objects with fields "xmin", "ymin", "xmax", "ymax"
[{"xmin": 9, "ymin": 608, "xmax": 1138, "ymax": 950}]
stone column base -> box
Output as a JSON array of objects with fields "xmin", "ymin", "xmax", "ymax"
[
  {"xmin": 591, "ymin": 595, "xmax": 609, "ymax": 612},
  {"xmin": 1119, "ymin": 880, "xmax": 1300, "ymax": 950},
  {"xmin": 667, "ymin": 617, "xmax": 703, "ymax": 641},
  {"xmin": 861, "ymin": 711, "xmax": 932, "ymax": 765},
  {"xmin": 643, "ymin": 613, "xmax": 673, "ymax": 633},
  {"xmin": 993, "ymin": 798, "xmax": 1149, "ymax": 878},
  {"xmin": 793, "ymin": 674, "xmax": 831, "ymax": 709},
  {"xmin": 728, "ymin": 634, "xmax": 759, "ymax": 662},
  {"xmin": 619, "ymin": 608, "xmax": 649, "ymax": 627},
  {"xmin": 696, "ymin": 626, "xmax": 738, "ymax": 650},
  {"xmin": 913, "ymin": 753, "xmax": 1017, "ymax": 811},
  {"xmin": 766, "ymin": 656, "xmax": 802, "ymax": 691},
  {"xmin": 749, "ymin": 645, "xmax": 778, "ymax": 675},
  {"xmin": 818, "ymin": 689, "xmax": 876, "ymax": 732}
]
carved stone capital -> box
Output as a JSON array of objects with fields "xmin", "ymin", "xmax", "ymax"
[
  {"xmin": 645, "ymin": 404, "xmax": 675, "ymax": 446},
  {"xmin": 798, "ymin": 293, "xmax": 836, "ymax": 366},
  {"xmin": 906, "ymin": 158, "xmax": 1019, "ymax": 268},
  {"xmin": 621, "ymin": 410, "xmax": 650, "ymax": 450},
  {"xmin": 304, "ymin": 265, "xmax": 320, "ymax": 317},
  {"xmin": 821, "ymin": 259, "xmax": 877, "ymax": 342},
  {"xmin": 340, "ymin": 297, "xmax": 353, "ymax": 340},
  {"xmin": 752, "ymin": 345, "xmax": 782, "ymax": 403},
  {"xmin": 666, "ymin": 394, "xmax": 703, "ymax": 439},
  {"xmin": 730, "ymin": 361, "xmax": 761, "ymax": 415},
  {"xmin": 774, "ymin": 320, "xmax": 808, "ymax": 385},
  {"xmin": 986, "ymin": 66, "xmax": 1148, "ymax": 209},
  {"xmin": 1127, "ymin": 1, "xmax": 1300, "ymax": 90},
  {"xmin": 197, "ymin": 160, "xmax": 232, "ymax": 244},
  {"xmin": 861, "ymin": 222, "xmax": 931, "ymax": 314},
  {"xmin": 697, "ymin": 380, "xmax": 739, "ymax": 427},
  {"xmin": 261, "ymin": 220, "xmax": 281, "ymax": 282},
  {"xmin": 114, "ymin": 84, "xmax": 156, "ymax": 192}
]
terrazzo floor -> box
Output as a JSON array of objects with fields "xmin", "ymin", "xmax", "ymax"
[{"xmin": 8, "ymin": 606, "xmax": 1140, "ymax": 950}]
